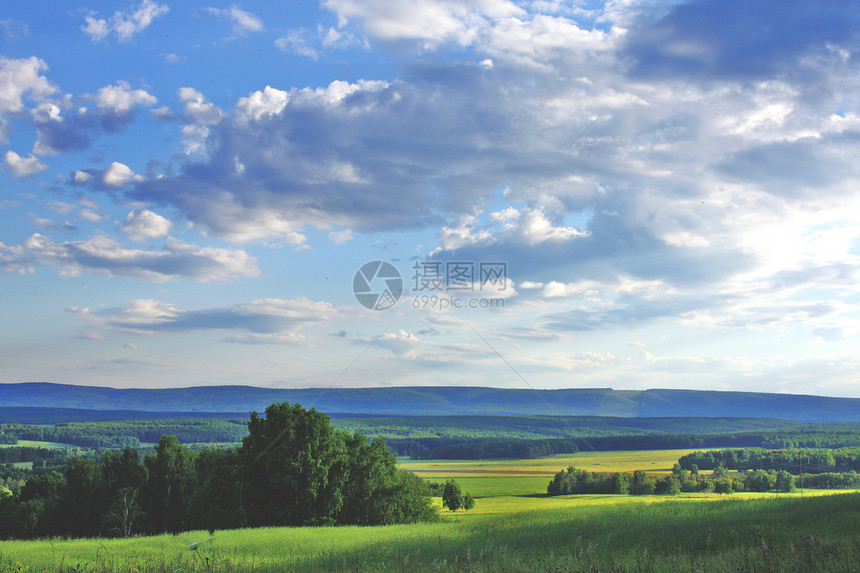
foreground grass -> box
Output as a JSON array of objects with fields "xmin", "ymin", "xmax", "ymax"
[{"xmin": 1, "ymin": 492, "xmax": 859, "ymax": 572}]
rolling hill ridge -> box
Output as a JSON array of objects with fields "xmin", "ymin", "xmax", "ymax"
[{"xmin": 1, "ymin": 383, "xmax": 860, "ymax": 422}]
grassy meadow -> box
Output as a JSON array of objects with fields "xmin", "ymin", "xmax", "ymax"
[{"xmin": 1, "ymin": 448, "xmax": 859, "ymax": 572}]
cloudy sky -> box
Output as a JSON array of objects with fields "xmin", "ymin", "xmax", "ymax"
[{"xmin": 1, "ymin": 0, "xmax": 860, "ymax": 396}]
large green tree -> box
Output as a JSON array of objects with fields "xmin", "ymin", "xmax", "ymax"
[
  {"xmin": 242, "ymin": 402, "xmax": 349, "ymax": 526},
  {"xmin": 142, "ymin": 435, "xmax": 197, "ymax": 533}
]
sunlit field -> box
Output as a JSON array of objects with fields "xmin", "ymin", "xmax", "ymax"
[
  {"xmin": 400, "ymin": 449, "xmax": 850, "ymax": 516},
  {"xmin": 0, "ymin": 440, "xmax": 79, "ymax": 449},
  {"xmin": 1, "ymin": 493, "xmax": 858, "ymax": 572},
  {"xmin": 401, "ymin": 447, "xmax": 709, "ymax": 476},
  {"xmin": 1, "ymin": 448, "xmax": 858, "ymax": 572}
]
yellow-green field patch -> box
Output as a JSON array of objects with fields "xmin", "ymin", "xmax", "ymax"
[
  {"xmin": 400, "ymin": 447, "xmax": 719, "ymax": 479},
  {"xmin": 0, "ymin": 439, "xmax": 79, "ymax": 449}
]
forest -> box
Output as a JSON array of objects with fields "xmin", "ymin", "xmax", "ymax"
[
  {"xmin": 5, "ymin": 416, "xmax": 860, "ymax": 461},
  {"xmin": 677, "ymin": 447, "xmax": 860, "ymax": 473},
  {"xmin": 0, "ymin": 403, "xmax": 436, "ymax": 539}
]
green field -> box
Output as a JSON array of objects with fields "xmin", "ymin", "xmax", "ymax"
[
  {"xmin": 401, "ymin": 448, "xmax": 715, "ymax": 501},
  {"xmin": 1, "ymin": 448, "xmax": 858, "ymax": 572},
  {"xmin": 0, "ymin": 440, "xmax": 79, "ymax": 449},
  {"xmin": 0, "ymin": 492, "xmax": 857, "ymax": 572}
]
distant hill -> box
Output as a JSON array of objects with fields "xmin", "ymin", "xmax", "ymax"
[{"xmin": 1, "ymin": 383, "xmax": 860, "ymax": 423}]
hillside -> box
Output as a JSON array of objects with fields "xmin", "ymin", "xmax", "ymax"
[{"xmin": 2, "ymin": 383, "xmax": 860, "ymax": 422}]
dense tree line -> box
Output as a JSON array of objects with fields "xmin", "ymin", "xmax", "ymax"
[
  {"xmin": 678, "ymin": 447, "xmax": 860, "ymax": 474},
  {"xmin": 396, "ymin": 438, "xmax": 581, "ymax": 459},
  {"xmin": 0, "ymin": 403, "xmax": 436, "ymax": 539},
  {"xmin": 0, "ymin": 447, "xmax": 86, "ymax": 465},
  {"xmin": 386, "ymin": 432, "xmax": 831, "ymax": 460},
  {"xmin": 793, "ymin": 472, "xmax": 860, "ymax": 489},
  {"xmin": 546, "ymin": 464, "xmax": 818, "ymax": 497},
  {"xmin": 547, "ymin": 466, "xmax": 689, "ymax": 496},
  {"xmin": 0, "ymin": 419, "xmax": 248, "ymax": 449}
]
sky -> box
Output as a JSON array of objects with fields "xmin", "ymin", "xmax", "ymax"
[{"xmin": 1, "ymin": 1, "xmax": 860, "ymax": 396}]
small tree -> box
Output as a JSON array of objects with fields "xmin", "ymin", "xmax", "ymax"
[
  {"xmin": 442, "ymin": 479, "xmax": 463, "ymax": 511},
  {"xmin": 655, "ymin": 475, "xmax": 681, "ymax": 496},
  {"xmin": 611, "ymin": 472, "xmax": 629, "ymax": 495},
  {"xmin": 463, "ymin": 492, "xmax": 475, "ymax": 511},
  {"xmin": 713, "ymin": 478, "xmax": 733, "ymax": 494},
  {"xmin": 776, "ymin": 469, "xmax": 795, "ymax": 492}
]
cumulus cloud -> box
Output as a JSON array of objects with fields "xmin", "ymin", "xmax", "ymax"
[
  {"xmin": 235, "ymin": 85, "xmax": 288, "ymax": 120},
  {"xmin": 21, "ymin": 234, "xmax": 258, "ymax": 282},
  {"xmin": 30, "ymin": 82, "xmax": 156, "ymax": 154},
  {"xmin": 82, "ymin": 0, "xmax": 169, "ymax": 42},
  {"xmin": 0, "ymin": 56, "xmax": 56, "ymax": 142},
  {"xmin": 102, "ymin": 162, "xmax": 144, "ymax": 187},
  {"xmin": 34, "ymin": 0, "xmax": 860, "ymax": 393},
  {"xmin": 4, "ymin": 150, "xmax": 47, "ymax": 178},
  {"xmin": 0, "ymin": 56, "xmax": 55, "ymax": 114},
  {"xmin": 322, "ymin": 0, "xmax": 526, "ymax": 49},
  {"xmin": 95, "ymin": 81, "xmax": 157, "ymax": 115},
  {"xmin": 177, "ymin": 87, "xmax": 222, "ymax": 154},
  {"xmin": 73, "ymin": 170, "xmax": 92, "ymax": 183},
  {"xmin": 119, "ymin": 209, "xmax": 172, "ymax": 242}
]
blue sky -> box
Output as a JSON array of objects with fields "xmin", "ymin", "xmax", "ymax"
[{"xmin": 2, "ymin": 0, "xmax": 860, "ymax": 396}]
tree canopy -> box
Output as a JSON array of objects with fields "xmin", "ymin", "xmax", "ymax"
[{"xmin": 0, "ymin": 402, "xmax": 436, "ymax": 539}]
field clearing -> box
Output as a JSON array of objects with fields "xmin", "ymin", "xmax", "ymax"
[
  {"xmin": 0, "ymin": 440, "xmax": 78, "ymax": 449},
  {"xmin": 402, "ymin": 448, "xmax": 854, "ymax": 516},
  {"xmin": 400, "ymin": 447, "xmax": 713, "ymax": 478}
]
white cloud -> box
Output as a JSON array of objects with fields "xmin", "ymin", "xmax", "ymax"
[
  {"xmin": 236, "ymin": 86, "xmax": 289, "ymax": 120},
  {"xmin": 436, "ymin": 206, "xmax": 588, "ymax": 252},
  {"xmin": 177, "ymin": 87, "xmax": 222, "ymax": 154},
  {"xmin": 103, "ymin": 162, "xmax": 144, "ymax": 187},
  {"xmin": 4, "ymin": 150, "xmax": 47, "ymax": 178},
  {"xmin": 119, "ymin": 209, "xmax": 172, "ymax": 242},
  {"xmin": 95, "ymin": 81, "xmax": 157, "ymax": 115},
  {"xmin": 73, "ymin": 170, "xmax": 92, "ymax": 183},
  {"xmin": 321, "ymin": 26, "xmax": 366, "ymax": 50},
  {"xmin": 0, "ymin": 56, "xmax": 55, "ymax": 142},
  {"xmin": 22, "ymin": 234, "xmax": 259, "ymax": 282},
  {"xmin": 206, "ymin": 5, "xmax": 263, "ymax": 35},
  {"xmin": 71, "ymin": 297, "xmax": 340, "ymax": 336},
  {"xmin": 0, "ymin": 56, "xmax": 55, "ymax": 114},
  {"xmin": 46, "ymin": 201, "xmax": 75, "ymax": 215},
  {"xmin": 101, "ymin": 163, "xmax": 133, "ymax": 187},
  {"xmin": 159, "ymin": 53, "xmax": 185, "ymax": 64},
  {"xmin": 82, "ymin": 0, "xmax": 169, "ymax": 42},
  {"xmin": 328, "ymin": 228, "xmax": 353, "ymax": 244},
  {"xmin": 275, "ymin": 29, "xmax": 319, "ymax": 60},
  {"xmin": 77, "ymin": 209, "xmax": 107, "ymax": 223},
  {"xmin": 323, "ymin": 0, "xmax": 525, "ymax": 48}
]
